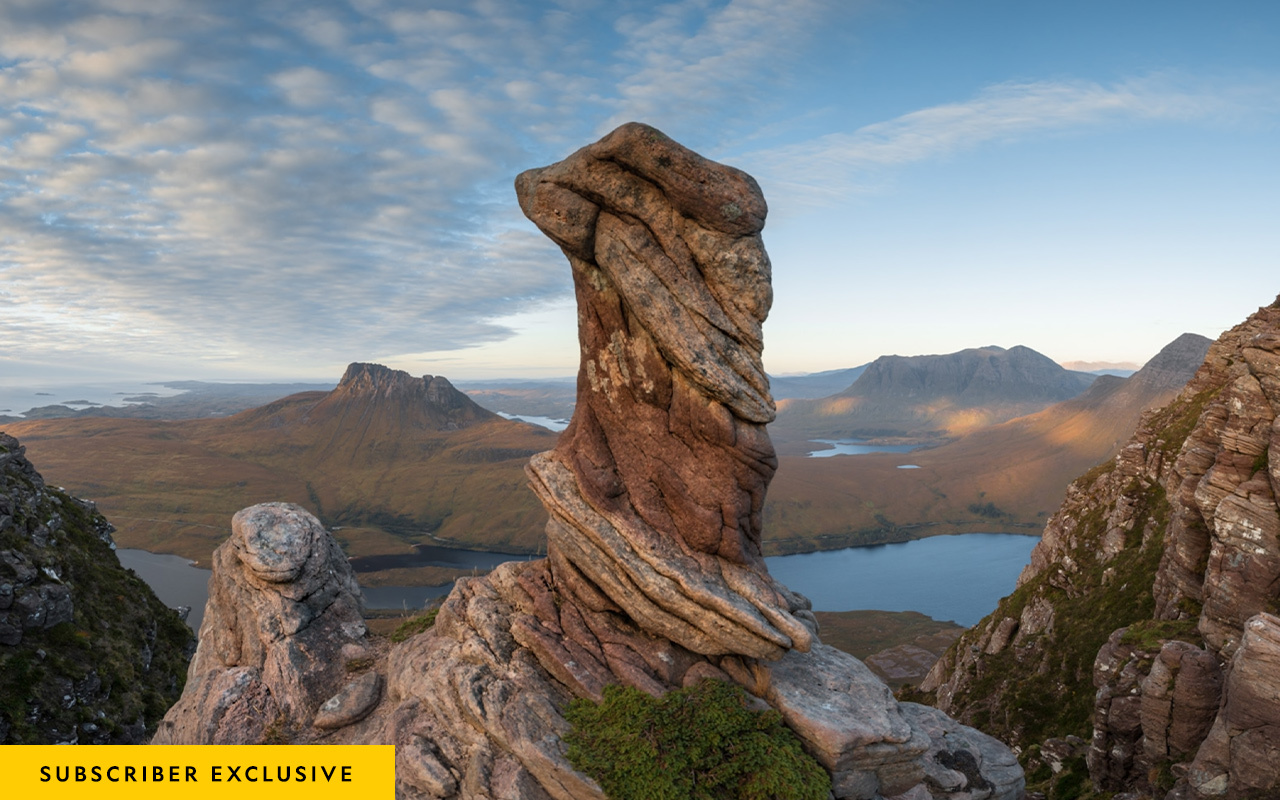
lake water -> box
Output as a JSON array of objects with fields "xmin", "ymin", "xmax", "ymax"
[
  {"xmin": 116, "ymin": 549, "xmax": 214, "ymax": 633},
  {"xmin": 807, "ymin": 439, "xmax": 921, "ymax": 458},
  {"xmin": 118, "ymin": 533, "xmax": 1036, "ymax": 632},
  {"xmin": 497, "ymin": 412, "xmax": 569, "ymax": 432},
  {"xmin": 764, "ymin": 533, "xmax": 1038, "ymax": 626}
]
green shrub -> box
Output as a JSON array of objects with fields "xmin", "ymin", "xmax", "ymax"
[
  {"xmin": 564, "ymin": 679, "xmax": 831, "ymax": 800},
  {"xmin": 389, "ymin": 608, "xmax": 438, "ymax": 643}
]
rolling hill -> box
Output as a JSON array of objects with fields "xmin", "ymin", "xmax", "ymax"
[{"xmin": 4, "ymin": 363, "xmax": 557, "ymax": 583}]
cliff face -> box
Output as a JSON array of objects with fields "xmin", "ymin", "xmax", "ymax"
[
  {"xmin": 154, "ymin": 123, "xmax": 1023, "ymax": 800},
  {"xmin": 919, "ymin": 297, "xmax": 1280, "ymax": 799},
  {"xmin": 0, "ymin": 432, "xmax": 193, "ymax": 743}
]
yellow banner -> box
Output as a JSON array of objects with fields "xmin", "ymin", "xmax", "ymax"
[{"xmin": 2, "ymin": 745, "xmax": 395, "ymax": 799}]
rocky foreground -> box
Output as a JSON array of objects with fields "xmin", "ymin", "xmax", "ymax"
[
  {"xmin": 153, "ymin": 123, "xmax": 1023, "ymax": 800},
  {"xmin": 0, "ymin": 432, "xmax": 192, "ymax": 743}
]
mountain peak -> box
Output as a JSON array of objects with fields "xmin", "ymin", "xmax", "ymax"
[
  {"xmin": 844, "ymin": 344, "xmax": 1092, "ymax": 404},
  {"xmin": 337, "ymin": 362, "xmax": 416, "ymax": 390},
  {"xmin": 1127, "ymin": 332, "xmax": 1213, "ymax": 392},
  {"xmin": 319, "ymin": 362, "xmax": 494, "ymax": 430}
]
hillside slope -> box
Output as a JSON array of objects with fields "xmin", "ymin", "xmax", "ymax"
[
  {"xmin": 5, "ymin": 364, "xmax": 558, "ymax": 572},
  {"xmin": 763, "ymin": 334, "xmax": 1209, "ymax": 552},
  {"xmin": 0, "ymin": 433, "xmax": 192, "ymax": 743},
  {"xmin": 772, "ymin": 345, "xmax": 1095, "ymax": 441},
  {"xmin": 915, "ymin": 297, "xmax": 1280, "ymax": 799}
]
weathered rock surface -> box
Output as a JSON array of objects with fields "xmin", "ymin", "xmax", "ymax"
[
  {"xmin": 154, "ymin": 124, "xmax": 1020, "ymax": 800},
  {"xmin": 1179, "ymin": 613, "xmax": 1280, "ymax": 799},
  {"xmin": 0, "ymin": 432, "xmax": 192, "ymax": 743},
  {"xmin": 152, "ymin": 502, "xmax": 369, "ymax": 744},
  {"xmin": 1140, "ymin": 640, "xmax": 1222, "ymax": 763},
  {"xmin": 920, "ymin": 297, "xmax": 1280, "ymax": 799}
]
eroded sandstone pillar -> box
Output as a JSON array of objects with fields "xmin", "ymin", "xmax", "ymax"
[{"xmin": 517, "ymin": 122, "xmax": 814, "ymax": 662}]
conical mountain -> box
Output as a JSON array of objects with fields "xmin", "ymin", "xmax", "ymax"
[
  {"xmin": 5, "ymin": 364, "xmax": 556, "ymax": 564},
  {"xmin": 307, "ymin": 363, "xmax": 494, "ymax": 431}
]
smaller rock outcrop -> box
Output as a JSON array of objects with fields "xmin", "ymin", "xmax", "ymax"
[
  {"xmin": 1179, "ymin": 613, "xmax": 1280, "ymax": 799},
  {"xmin": 153, "ymin": 502, "xmax": 371, "ymax": 744}
]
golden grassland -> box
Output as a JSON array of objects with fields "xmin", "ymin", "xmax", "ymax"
[
  {"xmin": 4, "ymin": 392, "xmax": 557, "ymax": 565},
  {"xmin": 810, "ymin": 610, "xmax": 963, "ymax": 661},
  {"xmin": 761, "ymin": 371, "xmax": 1179, "ymax": 554}
]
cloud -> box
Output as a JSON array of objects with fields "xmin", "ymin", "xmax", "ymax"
[
  {"xmin": 0, "ymin": 0, "xmax": 604, "ymax": 376},
  {"xmin": 4, "ymin": 1, "xmax": 1270, "ymax": 381},
  {"xmin": 601, "ymin": 0, "xmax": 834, "ymax": 136},
  {"xmin": 746, "ymin": 75, "xmax": 1280, "ymax": 207}
]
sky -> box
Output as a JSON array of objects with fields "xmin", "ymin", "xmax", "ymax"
[{"xmin": 2, "ymin": 0, "xmax": 1279, "ymax": 385}]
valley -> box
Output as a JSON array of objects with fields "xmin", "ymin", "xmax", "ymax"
[{"xmin": 2, "ymin": 337, "xmax": 1210, "ymax": 579}]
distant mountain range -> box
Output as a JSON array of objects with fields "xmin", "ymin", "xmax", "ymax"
[
  {"xmin": 5, "ymin": 364, "xmax": 557, "ymax": 582},
  {"xmin": 763, "ymin": 334, "xmax": 1212, "ymax": 552},
  {"xmin": 0, "ymin": 381, "xmax": 336, "ymax": 422},
  {"xmin": 772, "ymin": 345, "xmax": 1098, "ymax": 441},
  {"xmin": 766, "ymin": 367, "xmax": 869, "ymax": 400},
  {"xmin": 2, "ymin": 338, "xmax": 1211, "ymax": 565}
]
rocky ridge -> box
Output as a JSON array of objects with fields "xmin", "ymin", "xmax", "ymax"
[
  {"xmin": 305, "ymin": 363, "xmax": 495, "ymax": 432},
  {"xmin": 918, "ymin": 297, "xmax": 1280, "ymax": 799},
  {"xmin": 0, "ymin": 432, "xmax": 193, "ymax": 743},
  {"xmin": 154, "ymin": 123, "xmax": 1022, "ymax": 800}
]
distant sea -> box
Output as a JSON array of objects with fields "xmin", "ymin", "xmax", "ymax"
[{"xmin": 0, "ymin": 381, "xmax": 187, "ymax": 418}]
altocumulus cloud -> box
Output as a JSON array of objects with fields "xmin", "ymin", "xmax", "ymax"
[
  {"xmin": 0, "ymin": 0, "xmax": 838, "ymax": 377},
  {"xmin": 9, "ymin": 1, "xmax": 1265, "ymax": 379}
]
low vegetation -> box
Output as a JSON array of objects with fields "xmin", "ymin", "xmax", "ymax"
[
  {"xmin": 564, "ymin": 680, "xmax": 831, "ymax": 800},
  {"xmin": 0, "ymin": 467, "xmax": 192, "ymax": 742},
  {"xmin": 389, "ymin": 609, "xmax": 439, "ymax": 643}
]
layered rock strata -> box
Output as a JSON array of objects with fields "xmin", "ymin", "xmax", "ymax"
[
  {"xmin": 154, "ymin": 124, "xmax": 1021, "ymax": 800},
  {"xmin": 920, "ymin": 297, "xmax": 1280, "ymax": 799}
]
